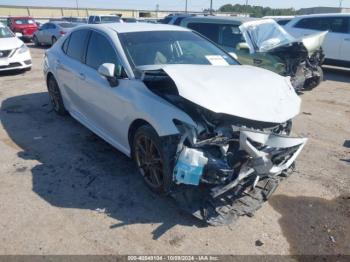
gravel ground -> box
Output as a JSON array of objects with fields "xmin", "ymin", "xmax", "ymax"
[{"xmin": 0, "ymin": 45, "xmax": 349, "ymax": 255}]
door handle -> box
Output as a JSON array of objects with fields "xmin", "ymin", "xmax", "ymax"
[{"xmin": 78, "ymin": 73, "xmax": 86, "ymax": 80}]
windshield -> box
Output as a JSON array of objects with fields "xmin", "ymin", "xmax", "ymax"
[
  {"xmin": 15, "ymin": 18, "xmax": 35, "ymax": 25},
  {"xmin": 101, "ymin": 16, "xmax": 121, "ymax": 23},
  {"xmin": 239, "ymin": 19, "xmax": 295, "ymax": 53},
  {"xmin": 119, "ymin": 31, "xmax": 238, "ymax": 69},
  {"xmin": 58, "ymin": 23, "xmax": 79, "ymax": 28},
  {"xmin": 0, "ymin": 27, "xmax": 14, "ymax": 38}
]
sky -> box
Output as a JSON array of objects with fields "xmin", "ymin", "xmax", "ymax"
[{"xmin": 0, "ymin": 0, "xmax": 347, "ymax": 11}]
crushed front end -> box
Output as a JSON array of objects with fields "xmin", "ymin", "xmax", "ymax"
[
  {"xmin": 140, "ymin": 66, "xmax": 306, "ymax": 225},
  {"xmin": 170, "ymin": 115, "xmax": 307, "ymax": 225}
]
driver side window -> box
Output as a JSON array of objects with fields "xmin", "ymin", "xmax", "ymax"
[{"xmin": 85, "ymin": 31, "xmax": 123, "ymax": 76}]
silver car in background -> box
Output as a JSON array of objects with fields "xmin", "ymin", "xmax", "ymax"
[{"xmin": 33, "ymin": 21, "xmax": 80, "ymax": 46}]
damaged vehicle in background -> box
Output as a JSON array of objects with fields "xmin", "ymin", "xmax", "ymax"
[
  {"xmin": 181, "ymin": 17, "xmax": 327, "ymax": 91},
  {"xmin": 44, "ymin": 23, "xmax": 307, "ymax": 225},
  {"xmin": 239, "ymin": 19, "xmax": 327, "ymax": 91}
]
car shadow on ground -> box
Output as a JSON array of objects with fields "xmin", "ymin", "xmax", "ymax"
[
  {"xmin": 323, "ymin": 66, "xmax": 350, "ymax": 83},
  {"xmin": 0, "ymin": 70, "xmax": 27, "ymax": 77},
  {"xmin": 269, "ymin": 194, "xmax": 350, "ymax": 256},
  {"xmin": 27, "ymin": 43, "xmax": 50, "ymax": 50},
  {"xmin": 0, "ymin": 92, "xmax": 203, "ymax": 240}
]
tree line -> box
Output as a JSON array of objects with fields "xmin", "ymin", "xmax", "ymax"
[{"xmin": 217, "ymin": 4, "xmax": 297, "ymax": 17}]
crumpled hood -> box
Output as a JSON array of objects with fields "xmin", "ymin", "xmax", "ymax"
[
  {"xmin": 0, "ymin": 37, "xmax": 23, "ymax": 50},
  {"xmin": 161, "ymin": 64, "xmax": 301, "ymax": 123}
]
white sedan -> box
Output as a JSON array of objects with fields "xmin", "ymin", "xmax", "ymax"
[
  {"xmin": 43, "ymin": 23, "xmax": 306, "ymax": 225},
  {"xmin": 0, "ymin": 24, "xmax": 32, "ymax": 72}
]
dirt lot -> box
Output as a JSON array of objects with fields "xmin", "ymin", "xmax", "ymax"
[{"xmin": 0, "ymin": 45, "xmax": 349, "ymax": 255}]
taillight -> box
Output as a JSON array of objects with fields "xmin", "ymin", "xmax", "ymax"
[{"xmin": 60, "ymin": 31, "xmax": 66, "ymax": 35}]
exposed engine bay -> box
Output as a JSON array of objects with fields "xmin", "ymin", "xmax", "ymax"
[
  {"xmin": 142, "ymin": 68, "xmax": 307, "ymax": 225},
  {"xmin": 268, "ymin": 41, "xmax": 325, "ymax": 91}
]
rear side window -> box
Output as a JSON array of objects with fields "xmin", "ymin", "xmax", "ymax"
[
  {"xmin": 40, "ymin": 23, "xmax": 49, "ymax": 30},
  {"xmin": 188, "ymin": 23, "xmax": 220, "ymax": 43},
  {"xmin": 86, "ymin": 31, "xmax": 120, "ymax": 71},
  {"xmin": 161, "ymin": 17, "xmax": 172, "ymax": 24},
  {"xmin": 188, "ymin": 22, "xmax": 243, "ymax": 49},
  {"xmin": 295, "ymin": 17, "xmax": 350, "ymax": 33},
  {"xmin": 62, "ymin": 36, "xmax": 70, "ymax": 54},
  {"xmin": 66, "ymin": 29, "xmax": 90, "ymax": 62},
  {"xmin": 88, "ymin": 16, "xmax": 94, "ymax": 23},
  {"xmin": 174, "ymin": 17, "xmax": 185, "ymax": 25},
  {"xmin": 277, "ymin": 19, "xmax": 291, "ymax": 26}
]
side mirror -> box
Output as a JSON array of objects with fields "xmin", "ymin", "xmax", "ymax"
[
  {"xmin": 236, "ymin": 42, "xmax": 250, "ymax": 51},
  {"xmin": 98, "ymin": 63, "xmax": 120, "ymax": 87}
]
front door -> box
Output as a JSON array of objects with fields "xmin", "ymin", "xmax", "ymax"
[{"xmin": 76, "ymin": 30, "xmax": 130, "ymax": 144}]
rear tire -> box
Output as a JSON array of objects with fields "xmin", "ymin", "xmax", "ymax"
[
  {"xmin": 47, "ymin": 75, "xmax": 67, "ymax": 116},
  {"xmin": 132, "ymin": 125, "xmax": 177, "ymax": 194}
]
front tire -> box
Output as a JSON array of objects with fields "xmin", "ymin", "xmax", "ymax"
[
  {"xmin": 304, "ymin": 66, "xmax": 324, "ymax": 90},
  {"xmin": 132, "ymin": 125, "xmax": 177, "ymax": 194},
  {"xmin": 47, "ymin": 75, "xmax": 67, "ymax": 116},
  {"xmin": 52, "ymin": 36, "xmax": 57, "ymax": 46},
  {"xmin": 33, "ymin": 36, "xmax": 40, "ymax": 46}
]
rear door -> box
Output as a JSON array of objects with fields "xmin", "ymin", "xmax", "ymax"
[
  {"xmin": 42, "ymin": 23, "xmax": 53, "ymax": 44},
  {"xmin": 56, "ymin": 29, "xmax": 90, "ymax": 115},
  {"xmin": 289, "ymin": 16, "xmax": 349, "ymax": 60},
  {"xmin": 36, "ymin": 23, "xmax": 48, "ymax": 43},
  {"xmin": 46, "ymin": 23, "xmax": 57, "ymax": 44}
]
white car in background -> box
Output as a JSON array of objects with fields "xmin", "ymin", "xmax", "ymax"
[
  {"xmin": 88, "ymin": 15, "xmax": 123, "ymax": 24},
  {"xmin": 0, "ymin": 24, "xmax": 32, "ymax": 72},
  {"xmin": 43, "ymin": 23, "xmax": 306, "ymax": 225},
  {"xmin": 284, "ymin": 13, "xmax": 350, "ymax": 67}
]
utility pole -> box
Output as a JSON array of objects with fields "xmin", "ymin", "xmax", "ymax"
[
  {"xmin": 185, "ymin": 0, "xmax": 188, "ymax": 13},
  {"xmin": 210, "ymin": 0, "xmax": 213, "ymax": 15},
  {"xmin": 156, "ymin": 4, "xmax": 159, "ymax": 18},
  {"xmin": 339, "ymin": 0, "xmax": 344, "ymax": 8},
  {"xmin": 75, "ymin": 0, "xmax": 79, "ymax": 17},
  {"xmin": 245, "ymin": 0, "xmax": 249, "ymax": 17}
]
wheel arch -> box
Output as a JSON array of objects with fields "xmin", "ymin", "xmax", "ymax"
[
  {"xmin": 46, "ymin": 71, "xmax": 55, "ymax": 85},
  {"xmin": 128, "ymin": 119, "xmax": 155, "ymax": 151}
]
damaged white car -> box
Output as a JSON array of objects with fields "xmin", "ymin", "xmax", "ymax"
[{"xmin": 44, "ymin": 23, "xmax": 307, "ymax": 225}]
